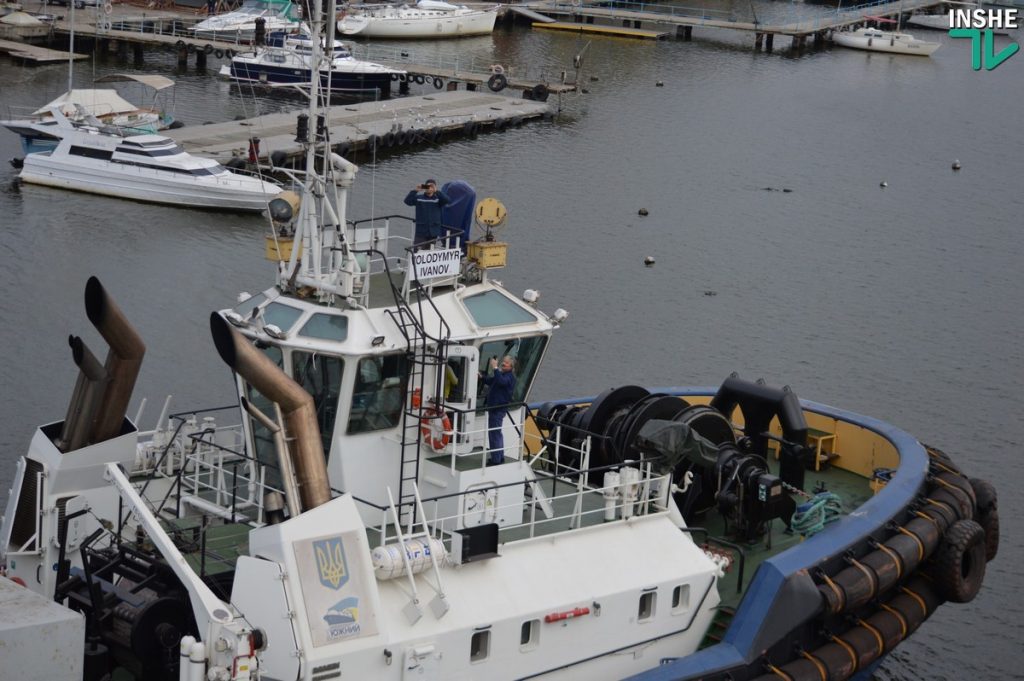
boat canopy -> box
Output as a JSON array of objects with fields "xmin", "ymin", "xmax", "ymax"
[
  {"xmin": 94, "ymin": 74, "xmax": 176, "ymax": 91},
  {"xmin": 34, "ymin": 90, "xmax": 140, "ymax": 116}
]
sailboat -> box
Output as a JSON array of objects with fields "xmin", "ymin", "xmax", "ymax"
[
  {"xmin": 0, "ymin": 0, "xmax": 999, "ymax": 678},
  {"xmin": 832, "ymin": 15, "xmax": 941, "ymax": 55}
]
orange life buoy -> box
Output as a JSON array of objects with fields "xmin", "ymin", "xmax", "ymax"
[{"xmin": 420, "ymin": 408, "xmax": 452, "ymax": 451}]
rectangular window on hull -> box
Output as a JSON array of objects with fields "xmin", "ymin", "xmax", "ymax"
[
  {"xmin": 347, "ymin": 353, "xmax": 409, "ymax": 434},
  {"xmin": 470, "ymin": 629, "xmax": 490, "ymax": 662},
  {"xmin": 69, "ymin": 145, "xmax": 113, "ymax": 160}
]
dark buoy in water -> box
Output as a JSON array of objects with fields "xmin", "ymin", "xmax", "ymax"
[
  {"xmin": 9, "ymin": 157, "xmax": 23, "ymax": 169},
  {"xmin": 638, "ymin": 208, "xmax": 649, "ymax": 216},
  {"xmin": 644, "ymin": 256, "xmax": 655, "ymax": 267},
  {"xmin": 703, "ymin": 290, "xmax": 717, "ymax": 296},
  {"xmin": 880, "ymin": 181, "xmax": 888, "ymax": 188},
  {"xmin": 590, "ymin": 75, "xmax": 599, "ymax": 81},
  {"xmin": 952, "ymin": 160, "xmax": 962, "ymax": 171},
  {"xmin": 656, "ymin": 81, "xmax": 664, "ymax": 87}
]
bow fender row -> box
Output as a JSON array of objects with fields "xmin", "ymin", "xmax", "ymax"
[{"xmin": 754, "ymin": 449, "xmax": 996, "ymax": 681}]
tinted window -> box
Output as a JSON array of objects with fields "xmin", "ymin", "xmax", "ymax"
[
  {"xmin": 477, "ymin": 335, "xmax": 547, "ymax": 407},
  {"xmin": 347, "ymin": 354, "xmax": 409, "ymax": 434},
  {"xmin": 464, "ymin": 290, "xmax": 537, "ymax": 327},
  {"xmin": 300, "ymin": 313, "xmax": 348, "ymax": 341},
  {"xmin": 292, "ymin": 351, "xmax": 344, "ymax": 456},
  {"xmin": 263, "ymin": 302, "xmax": 303, "ymax": 333}
]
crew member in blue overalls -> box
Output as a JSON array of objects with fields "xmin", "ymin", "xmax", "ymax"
[
  {"xmin": 480, "ymin": 356, "xmax": 516, "ymax": 465},
  {"xmin": 404, "ymin": 179, "xmax": 451, "ymax": 248}
]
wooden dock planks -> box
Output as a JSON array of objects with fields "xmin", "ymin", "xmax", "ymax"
[{"xmin": 0, "ymin": 38, "xmax": 89, "ymax": 64}]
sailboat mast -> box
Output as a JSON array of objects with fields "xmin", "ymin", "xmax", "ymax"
[{"xmin": 68, "ymin": 2, "xmax": 75, "ymax": 93}]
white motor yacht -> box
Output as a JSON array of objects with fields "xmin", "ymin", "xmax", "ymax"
[
  {"xmin": 18, "ymin": 108, "xmax": 280, "ymax": 212},
  {"xmin": 192, "ymin": 0, "xmax": 302, "ymax": 42},
  {"xmin": 337, "ymin": 0, "xmax": 498, "ymax": 38}
]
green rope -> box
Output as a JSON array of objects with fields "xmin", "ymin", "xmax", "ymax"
[{"xmin": 791, "ymin": 492, "xmax": 844, "ymax": 537}]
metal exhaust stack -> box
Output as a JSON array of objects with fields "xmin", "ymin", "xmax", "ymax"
[
  {"xmin": 57, "ymin": 335, "xmax": 109, "ymax": 452},
  {"xmin": 84, "ymin": 277, "xmax": 146, "ymax": 444},
  {"xmin": 210, "ymin": 312, "xmax": 331, "ymax": 512}
]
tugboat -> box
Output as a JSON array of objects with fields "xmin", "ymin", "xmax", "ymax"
[{"xmin": 0, "ymin": 2, "xmax": 997, "ymax": 681}]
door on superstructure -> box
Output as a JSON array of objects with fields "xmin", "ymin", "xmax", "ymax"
[{"xmin": 442, "ymin": 344, "xmax": 478, "ymax": 449}]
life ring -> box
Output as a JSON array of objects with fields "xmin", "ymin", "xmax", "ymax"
[
  {"xmin": 420, "ymin": 409, "xmax": 452, "ymax": 451},
  {"xmin": 432, "ymin": 76, "xmax": 443, "ymax": 89},
  {"xmin": 487, "ymin": 73, "xmax": 507, "ymax": 92},
  {"xmin": 214, "ymin": 48, "xmax": 224, "ymax": 58},
  {"xmin": 930, "ymin": 518, "xmax": 986, "ymax": 603},
  {"xmin": 103, "ymin": 1, "xmax": 112, "ymax": 14}
]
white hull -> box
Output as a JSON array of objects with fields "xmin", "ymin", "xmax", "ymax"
[
  {"xmin": 338, "ymin": 6, "xmax": 497, "ymax": 38},
  {"xmin": 193, "ymin": 17, "xmax": 297, "ymax": 42},
  {"xmin": 833, "ymin": 28, "xmax": 940, "ymax": 55},
  {"xmin": 21, "ymin": 151, "xmax": 278, "ymax": 212}
]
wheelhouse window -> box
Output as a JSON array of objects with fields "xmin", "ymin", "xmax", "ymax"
[
  {"xmin": 263, "ymin": 302, "xmax": 303, "ymax": 334},
  {"xmin": 347, "ymin": 353, "xmax": 409, "ymax": 434},
  {"xmin": 292, "ymin": 351, "xmax": 344, "ymax": 456},
  {"xmin": 464, "ymin": 290, "xmax": 538, "ymax": 327},
  {"xmin": 476, "ymin": 335, "xmax": 548, "ymax": 408},
  {"xmin": 299, "ymin": 313, "xmax": 348, "ymax": 342},
  {"xmin": 69, "ymin": 145, "xmax": 113, "ymax": 160},
  {"xmin": 244, "ymin": 344, "xmax": 284, "ymax": 489}
]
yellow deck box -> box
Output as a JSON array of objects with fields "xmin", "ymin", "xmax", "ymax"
[{"xmin": 467, "ymin": 240, "xmax": 507, "ymax": 269}]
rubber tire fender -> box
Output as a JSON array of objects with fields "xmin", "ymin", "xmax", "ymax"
[
  {"xmin": 531, "ymin": 83, "xmax": 549, "ymax": 102},
  {"xmin": 931, "ymin": 519, "xmax": 986, "ymax": 603},
  {"xmin": 487, "ymin": 73, "xmax": 507, "ymax": 92},
  {"xmin": 390, "ymin": 72, "xmax": 399, "ymax": 81},
  {"xmin": 969, "ymin": 477, "xmax": 998, "ymax": 561},
  {"xmin": 204, "ymin": 43, "xmax": 214, "ymax": 55},
  {"xmin": 493, "ymin": 117, "xmax": 506, "ymax": 132},
  {"xmin": 429, "ymin": 127, "xmax": 440, "ymax": 142},
  {"xmin": 187, "ymin": 42, "xmax": 197, "ymax": 54},
  {"xmin": 214, "ymin": 48, "xmax": 224, "ymax": 59},
  {"xmin": 463, "ymin": 120, "xmax": 477, "ymax": 138},
  {"xmin": 433, "ymin": 76, "xmax": 443, "ymax": 89},
  {"xmin": 383, "ymin": 131, "xmax": 395, "ymax": 148},
  {"xmin": 413, "ymin": 74, "xmax": 425, "ymax": 85},
  {"xmin": 176, "ymin": 39, "xmax": 186, "ymax": 50},
  {"xmin": 225, "ymin": 48, "xmax": 235, "ymax": 58}
]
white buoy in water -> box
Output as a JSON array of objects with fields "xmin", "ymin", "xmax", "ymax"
[
  {"xmin": 644, "ymin": 256, "xmax": 655, "ymax": 266},
  {"xmin": 880, "ymin": 181, "xmax": 888, "ymax": 188},
  {"xmin": 952, "ymin": 160, "xmax": 962, "ymax": 171},
  {"xmin": 638, "ymin": 208, "xmax": 649, "ymax": 216}
]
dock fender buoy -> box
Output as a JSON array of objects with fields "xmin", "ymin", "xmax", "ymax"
[
  {"xmin": 429, "ymin": 127, "xmax": 440, "ymax": 142},
  {"xmin": 463, "ymin": 120, "xmax": 477, "ymax": 138},
  {"xmin": 930, "ymin": 519, "xmax": 986, "ymax": 603},
  {"xmin": 969, "ymin": 477, "xmax": 998, "ymax": 561},
  {"xmin": 532, "ymin": 83, "xmax": 549, "ymax": 102},
  {"xmin": 433, "ymin": 76, "xmax": 443, "ymax": 89},
  {"xmin": 367, "ymin": 134, "xmax": 380, "ymax": 151},
  {"xmin": 487, "ymin": 73, "xmax": 507, "ymax": 92},
  {"xmin": 494, "ymin": 117, "xmax": 506, "ymax": 131},
  {"xmin": 204, "ymin": 44, "xmax": 214, "ymax": 55},
  {"xmin": 336, "ymin": 142, "xmax": 350, "ymax": 158},
  {"xmin": 175, "ymin": 39, "xmax": 186, "ymax": 49},
  {"xmin": 214, "ymin": 48, "xmax": 224, "ymax": 59},
  {"xmin": 383, "ymin": 131, "xmax": 395, "ymax": 147}
]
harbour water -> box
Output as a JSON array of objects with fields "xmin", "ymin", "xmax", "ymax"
[{"xmin": 0, "ymin": 11, "xmax": 1021, "ymax": 679}]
